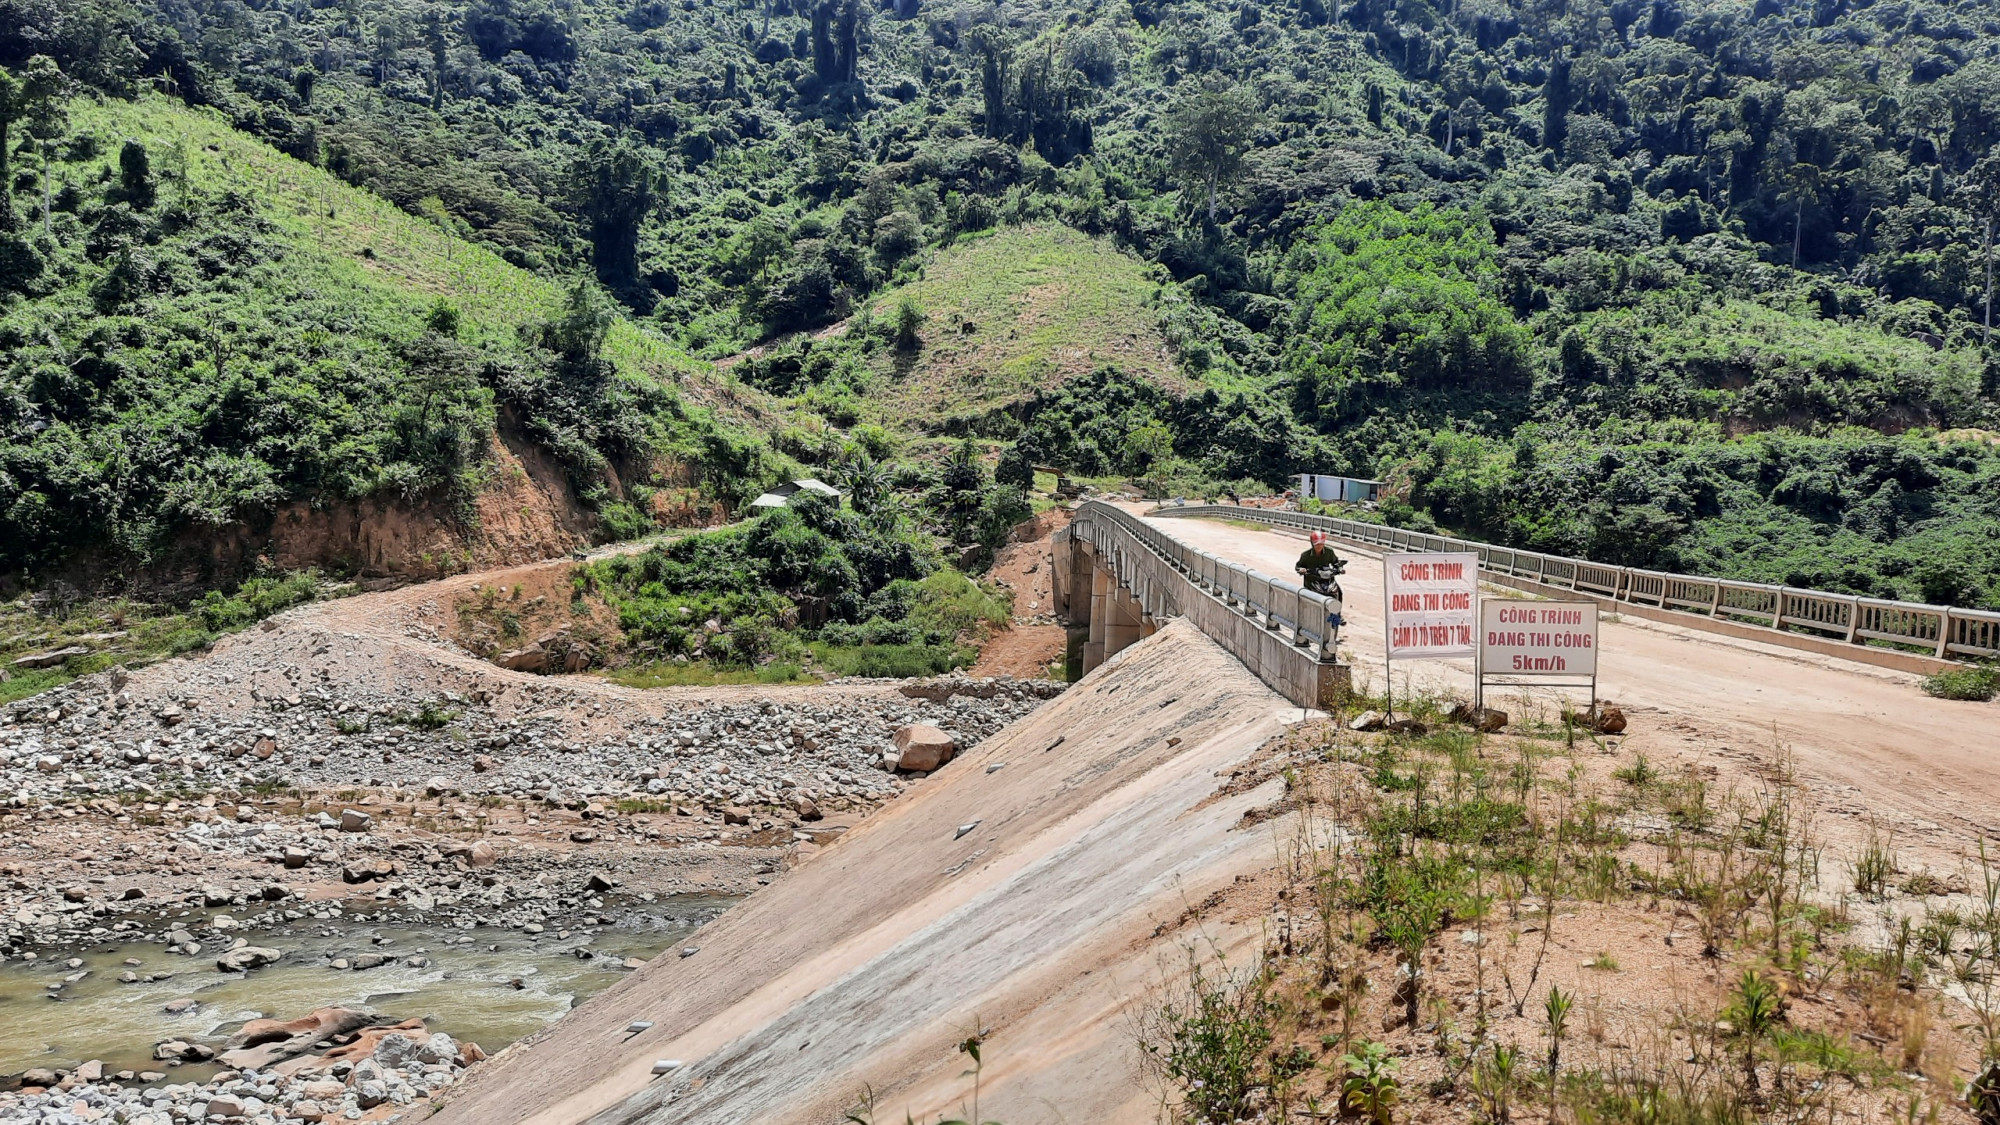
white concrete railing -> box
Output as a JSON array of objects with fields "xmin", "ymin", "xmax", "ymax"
[
  {"xmin": 1154, "ymin": 505, "xmax": 2000, "ymax": 663},
  {"xmin": 1060, "ymin": 503, "xmax": 1343, "ymax": 708}
]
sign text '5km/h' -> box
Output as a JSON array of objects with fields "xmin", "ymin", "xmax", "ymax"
[{"xmin": 1479, "ymin": 600, "xmax": 1599, "ymax": 677}]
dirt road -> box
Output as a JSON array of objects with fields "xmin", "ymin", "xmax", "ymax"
[
  {"xmin": 190, "ymin": 544, "xmax": 943, "ymax": 734},
  {"xmin": 1140, "ymin": 509, "xmax": 2000, "ymax": 859}
]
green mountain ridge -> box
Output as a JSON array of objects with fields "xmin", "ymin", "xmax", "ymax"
[{"xmin": 3, "ymin": 0, "xmax": 2000, "ymax": 606}]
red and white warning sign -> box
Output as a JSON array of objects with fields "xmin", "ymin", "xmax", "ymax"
[
  {"xmin": 1383, "ymin": 552, "xmax": 1478, "ymax": 659},
  {"xmin": 1479, "ymin": 600, "xmax": 1599, "ymax": 676}
]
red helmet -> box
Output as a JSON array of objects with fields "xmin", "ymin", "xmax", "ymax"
[{"xmin": 1310, "ymin": 531, "xmax": 1328, "ymax": 547}]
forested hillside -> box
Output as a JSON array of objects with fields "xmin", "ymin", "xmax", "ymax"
[
  {"xmin": 3, "ymin": 0, "xmax": 1999, "ymax": 604},
  {"xmin": 0, "ymin": 93, "xmax": 768, "ymax": 584}
]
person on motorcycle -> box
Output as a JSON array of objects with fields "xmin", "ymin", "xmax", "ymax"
[{"xmin": 1295, "ymin": 531, "xmax": 1346, "ymax": 597}]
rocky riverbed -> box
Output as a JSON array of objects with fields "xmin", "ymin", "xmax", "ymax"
[
  {"xmin": 0, "ymin": 630, "xmax": 1063, "ymax": 1123},
  {"xmin": 3, "ymin": 1010, "xmax": 488, "ymax": 1125}
]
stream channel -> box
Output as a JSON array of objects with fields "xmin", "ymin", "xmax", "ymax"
[{"xmin": 0, "ymin": 894, "xmax": 735, "ymax": 1079}]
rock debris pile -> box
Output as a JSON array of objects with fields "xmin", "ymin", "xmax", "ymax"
[
  {"xmin": 1, "ymin": 1009, "xmax": 483, "ymax": 1125},
  {"xmin": 1, "ymin": 670, "xmax": 1061, "ymax": 813}
]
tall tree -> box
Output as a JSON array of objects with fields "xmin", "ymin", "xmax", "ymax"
[
  {"xmin": 1541, "ymin": 50, "xmax": 1572, "ymax": 157},
  {"xmin": 423, "ymin": 10, "xmax": 449, "ymax": 109},
  {"xmin": 1165, "ymin": 86, "xmax": 1259, "ymax": 222},
  {"xmin": 1959, "ymin": 154, "xmax": 2000, "ymax": 346},
  {"xmin": 810, "ymin": 0, "xmax": 861, "ymax": 84},
  {"xmin": 574, "ymin": 143, "xmax": 658, "ymax": 292},
  {"xmin": 0, "ymin": 57, "xmax": 64, "ymax": 231}
]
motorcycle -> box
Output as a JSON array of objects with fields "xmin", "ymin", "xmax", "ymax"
[
  {"xmin": 1300, "ymin": 562, "xmax": 1346, "ymax": 649},
  {"xmin": 1303, "ymin": 563, "xmax": 1345, "ymax": 599}
]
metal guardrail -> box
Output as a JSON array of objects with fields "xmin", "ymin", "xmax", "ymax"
[
  {"xmin": 1153, "ymin": 505, "xmax": 2000, "ymax": 663},
  {"xmin": 1068, "ymin": 502, "xmax": 1341, "ymax": 663}
]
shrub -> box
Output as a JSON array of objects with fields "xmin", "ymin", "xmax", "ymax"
[
  {"xmin": 892, "ymin": 295, "xmax": 925, "ymax": 350},
  {"xmin": 1142, "ymin": 954, "xmax": 1276, "ymax": 1125},
  {"xmin": 811, "ymin": 642, "xmax": 970, "ymax": 677},
  {"xmin": 194, "ymin": 572, "xmax": 321, "ymax": 632},
  {"xmin": 1339, "ymin": 1040, "xmax": 1401, "ymax": 1125},
  {"xmin": 1921, "ymin": 664, "xmax": 1998, "ymax": 701},
  {"xmin": 588, "ymin": 495, "xmax": 1010, "ymax": 673},
  {"xmin": 596, "ymin": 500, "xmax": 656, "ymax": 542}
]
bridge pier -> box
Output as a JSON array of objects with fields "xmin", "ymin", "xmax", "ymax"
[
  {"xmin": 1056, "ymin": 534, "xmax": 1161, "ymax": 676},
  {"xmin": 1083, "ymin": 565, "xmax": 1111, "ymax": 672},
  {"xmin": 1104, "ymin": 583, "xmax": 1145, "ymax": 657}
]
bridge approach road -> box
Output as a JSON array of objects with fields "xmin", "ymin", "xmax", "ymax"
[{"xmin": 1131, "ymin": 505, "xmax": 2000, "ymax": 855}]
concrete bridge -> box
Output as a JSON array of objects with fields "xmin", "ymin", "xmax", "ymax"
[{"xmin": 1052, "ymin": 503, "xmax": 1350, "ymax": 707}]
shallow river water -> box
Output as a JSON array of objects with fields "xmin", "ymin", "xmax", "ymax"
[{"xmin": 0, "ymin": 895, "xmax": 734, "ymax": 1079}]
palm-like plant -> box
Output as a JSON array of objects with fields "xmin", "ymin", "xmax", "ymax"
[
  {"xmin": 1728, "ymin": 970, "xmax": 1783, "ymax": 1092},
  {"xmin": 1544, "ymin": 988, "xmax": 1572, "ymax": 1124},
  {"xmin": 1340, "ymin": 1040, "xmax": 1402, "ymax": 1125},
  {"xmin": 835, "ymin": 453, "xmax": 892, "ymax": 519}
]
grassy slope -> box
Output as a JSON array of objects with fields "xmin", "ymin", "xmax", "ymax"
[
  {"xmin": 0, "ymin": 97, "xmax": 766, "ymax": 696},
  {"xmin": 862, "ymin": 226, "xmax": 1186, "ymax": 425},
  {"xmin": 75, "ymin": 95, "xmax": 708, "ymax": 389}
]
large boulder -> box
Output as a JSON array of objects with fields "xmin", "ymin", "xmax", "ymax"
[
  {"xmin": 300, "ymin": 1080, "xmax": 346, "ymax": 1102},
  {"xmin": 373, "ymin": 1031, "xmax": 421, "ymax": 1068},
  {"xmin": 495, "ymin": 644, "xmax": 547, "ymax": 673},
  {"xmin": 416, "ymin": 1032, "xmax": 460, "ymax": 1067},
  {"xmin": 153, "ymin": 1039, "xmax": 216, "ymax": 1062},
  {"xmin": 891, "ymin": 724, "xmax": 957, "ymax": 772},
  {"xmin": 443, "ymin": 840, "xmax": 497, "ymax": 868},
  {"xmin": 216, "ymin": 946, "xmax": 284, "ymax": 973}
]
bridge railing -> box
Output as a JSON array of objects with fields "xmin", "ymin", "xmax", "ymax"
[
  {"xmin": 1070, "ymin": 502, "xmax": 1341, "ymax": 656},
  {"xmin": 1062, "ymin": 503, "xmax": 1344, "ymax": 708},
  {"xmin": 1152, "ymin": 505, "xmax": 2000, "ymax": 663}
]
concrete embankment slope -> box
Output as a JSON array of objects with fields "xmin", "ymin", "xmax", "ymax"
[{"xmin": 429, "ymin": 620, "xmax": 1299, "ymax": 1125}]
